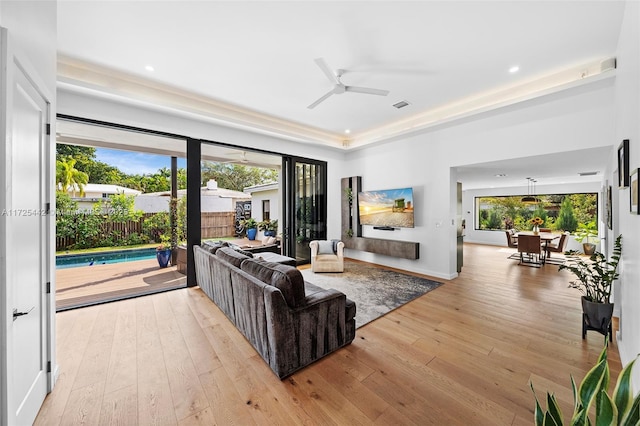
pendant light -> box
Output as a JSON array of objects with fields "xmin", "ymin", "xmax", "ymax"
[{"xmin": 521, "ymin": 177, "xmax": 540, "ymax": 204}]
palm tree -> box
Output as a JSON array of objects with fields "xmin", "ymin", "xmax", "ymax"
[{"xmin": 56, "ymin": 158, "xmax": 88, "ymax": 197}]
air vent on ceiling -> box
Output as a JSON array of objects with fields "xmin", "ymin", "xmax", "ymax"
[
  {"xmin": 579, "ymin": 171, "xmax": 599, "ymax": 176},
  {"xmin": 392, "ymin": 100, "xmax": 410, "ymax": 109}
]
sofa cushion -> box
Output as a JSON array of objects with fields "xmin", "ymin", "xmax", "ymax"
[
  {"xmin": 216, "ymin": 246, "xmax": 250, "ymax": 268},
  {"xmin": 202, "ymin": 240, "xmax": 228, "ymax": 254},
  {"xmin": 317, "ymin": 240, "xmax": 335, "ymax": 255},
  {"xmin": 232, "ymin": 246, "xmax": 254, "ymax": 258},
  {"xmin": 240, "ymin": 258, "xmax": 305, "ymax": 308}
]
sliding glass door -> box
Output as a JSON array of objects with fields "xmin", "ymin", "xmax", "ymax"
[{"xmin": 282, "ymin": 156, "xmax": 327, "ymax": 264}]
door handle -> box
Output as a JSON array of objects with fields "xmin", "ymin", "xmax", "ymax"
[{"xmin": 13, "ymin": 307, "xmax": 34, "ymax": 321}]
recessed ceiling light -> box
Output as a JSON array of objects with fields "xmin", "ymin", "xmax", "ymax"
[
  {"xmin": 345, "ymin": 129, "xmax": 351, "ymax": 134},
  {"xmin": 509, "ymin": 66, "xmax": 520, "ymax": 73},
  {"xmin": 145, "ymin": 65, "xmax": 155, "ymax": 72}
]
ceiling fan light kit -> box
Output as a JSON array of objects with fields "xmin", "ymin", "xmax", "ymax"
[{"xmin": 308, "ymin": 57, "xmax": 390, "ymax": 109}]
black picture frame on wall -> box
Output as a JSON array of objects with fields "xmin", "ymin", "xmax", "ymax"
[
  {"xmin": 631, "ymin": 168, "xmax": 639, "ymax": 215},
  {"xmin": 606, "ymin": 185, "xmax": 613, "ymax": 229},
  {"xmin": 618, "ymin": 139, "xmax": 629, "ymax": 188}
]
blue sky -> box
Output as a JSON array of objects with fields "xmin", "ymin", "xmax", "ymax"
[{"xmin": 95, "ymin": 148, "xmax": 186, "ymax": 175}]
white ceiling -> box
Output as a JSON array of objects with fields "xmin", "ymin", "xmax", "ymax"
[
  {"xmin": 456, "ymin": 146, "xmax": 614, "ymax": 190},
  {"xmin": 56, "ymin": 1, "xmax": 626, "ymax": 187}
]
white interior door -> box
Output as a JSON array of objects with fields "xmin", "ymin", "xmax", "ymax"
[{"xmin": 1, "ymin": 29, "xmax": 50, "ymax": 426}]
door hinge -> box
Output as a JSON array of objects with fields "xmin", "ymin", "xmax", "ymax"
[
  {"xmin": 45, "ymin": 202, "xmax": 51, "ymax": 215},
  {"xmin": 46, "ymin": 123, "xmax": 51, "ymax": 135},
  {"xmin": 47, "ymin": 361, "xmax": 51, "ymax": 373},
  {"xmin": 46, "ymin": 282, "xmax": 51, "ymax": 294}
]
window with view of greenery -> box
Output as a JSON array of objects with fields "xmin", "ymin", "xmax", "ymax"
[{"xmin": 475, "ymin": 193, "xmax": 598, "ymax": 232}]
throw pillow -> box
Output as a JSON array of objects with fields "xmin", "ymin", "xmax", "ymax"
[
  {"xmin": 240, "ymin": 259, "xmax": 305, "ymax": 308},
  {"xmin": 203, "ymin": 240, "xmax": 228, "ymax": 254},
  {"xmin": 216, "ymin": 247, "xmax": 251, "ymax": 268},
  {"xmin": 317, "ymin": 240, "xmax": 335, "ymax": 255},
  {"xmin": 232, "ymin": 246, "xmax": 254, "ymax": 258}
]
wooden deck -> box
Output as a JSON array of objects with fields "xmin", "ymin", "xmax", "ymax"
[{"xmin": 56, "ymin": 259, "xmax": 187, "ymax": 311}]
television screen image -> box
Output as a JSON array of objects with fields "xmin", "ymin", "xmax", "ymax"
[{"xmin": 358, "ymin": 187, "xmax": 414, "ymax": 228}]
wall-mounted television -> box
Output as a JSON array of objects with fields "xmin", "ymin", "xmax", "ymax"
[{"xmin": 358, "ymin": 187, "xmax": 414, "ymax": 228}]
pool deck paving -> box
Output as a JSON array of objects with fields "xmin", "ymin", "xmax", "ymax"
[{"xmin": 55, "ymin": 258, "xmax": 187, "ymax": 311}]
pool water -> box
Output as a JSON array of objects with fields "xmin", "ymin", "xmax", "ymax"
[{"xmin": 56, "ymin": 248, "xmax": 158, "ymax": 269}]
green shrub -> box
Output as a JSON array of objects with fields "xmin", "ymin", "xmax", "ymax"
[{"xmin": 143, "ymin": 212, "xmax": 170, "ymax": 243}]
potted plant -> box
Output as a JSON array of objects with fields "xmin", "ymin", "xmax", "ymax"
[
  {"xmin": 241, "ymin": 217, "xmax": 258, "ymax": 240},
  {"xmin": 574, "ymin": 221, "xmax": 599, "ymax": 255},
  {"xmin": 531, "ymin": 341, "xmax": 639, "ymax": 425},
  {"xmin": 559, "ymin": 235, "xmax": 622, "ymax": 340},
  {"xmin": 258, "ymin": 219, "xmax": 278, "ymax": 237},
  {"xmin": 156, "ymin": 234, "xmax": 172, "ymax": 268}
]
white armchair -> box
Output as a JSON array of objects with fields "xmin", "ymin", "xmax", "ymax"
[{"xmin": 309, "ymin": 240, "xmax": 344, "ymax": 273}]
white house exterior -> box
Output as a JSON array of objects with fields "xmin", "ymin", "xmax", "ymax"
[
  {"xmin": 135, "ymin": 179, "xmax": 251, "ymax": 213},
  {"xmin": 67, "ymin": 183, "xmax": 141, "ymax": 211},
  {"xmin": 244, "ymin": 181, "xmax": 279, "ymax": 239}
]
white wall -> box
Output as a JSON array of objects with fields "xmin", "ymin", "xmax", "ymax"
[
  {"xmin": 134, "ymin": 194, "xmax": 236, "ymax": 213},
  {"xmin": 201, "ymin": 196, "xmax": 234, "ymax": 213},
  {"xmin": 135, "ymin": 196, "xmax": 170, "ymax": 213},
  {"xmin": 342, "ymin": 80, "xmax": 616, "ymax": 279},
  {"xmin": 611, "ymin": 0, "xmax": 640, "ymax": 381}
]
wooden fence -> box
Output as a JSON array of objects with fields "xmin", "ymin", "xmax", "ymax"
[
  {"xmin": 201, "ymin": 211, "xmax": 236, "ymax": 239},
  {"xmin": 56, "ymin": 211, "xmax": 236, "ymax": 251}
]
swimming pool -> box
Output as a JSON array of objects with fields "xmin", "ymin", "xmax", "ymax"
[{"xmin": 56, "ymin": 248, "xmax": 158, "ymax": 269}]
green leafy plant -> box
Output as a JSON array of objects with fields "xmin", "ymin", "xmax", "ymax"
[
  {"xmin": 258, "ymin": 219, "xmax": 278, "ymax": 232},
  {"xmin": 559, "ymin": 235, "xmax": 622, "ymax": 303},
  {"xmin": 531, "ymin": 342, "xmax": 640, "ymax": 425},
  {"xmin": 169, "ymin": 197, "xmax": 178, "ymax": 249},
  {"xmin": 157, "ymin": 234, "xmax": 171, "ymax": 251},
  {"xmin": 346, "ymin": 228, "xmax": 353, "ymax": 238},
  {"xmin": 143, "ymin": 211, "xmax": 170, "ymax": 243},
  {"xmin": 574, "ymin": 221, "xmax": 599, "ymax": 245},
  {"xmin": 344, "ymin": 187, "xmax": 353, "ymax": 204},
  {"xmin": 241, "ymin": 217, "xmax": 258, "ymax": 229}
]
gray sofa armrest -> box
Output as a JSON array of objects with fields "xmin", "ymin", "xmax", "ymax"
[
  {"xmin": 193, "ymin": 245, "xmax": 214, "ymax": 300},
  {"xmin": 263, "ymin": 286, "xmax": 353, "ymax": 378}
]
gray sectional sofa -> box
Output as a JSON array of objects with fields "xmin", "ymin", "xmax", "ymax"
[{"xmin": 193, "ymin": 242, "xmax": 356, "ymax": 379}]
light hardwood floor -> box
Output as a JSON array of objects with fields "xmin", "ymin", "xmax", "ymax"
[{"xmin": 35, "ymin": 243, "xmax": 621, "ymax": 425}]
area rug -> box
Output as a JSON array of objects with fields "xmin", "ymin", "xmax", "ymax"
[{"xmin": 300, "ymin": 260, "xmax": 443, "ymax": 328}]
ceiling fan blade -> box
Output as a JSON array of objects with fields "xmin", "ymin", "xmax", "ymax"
[
  {"xmin": 345, "ymin": 86, "xmax": 389, "ymax": 96},
  {"xmin": 307, "ymin": 90, "xmax": 334, "ymax": 109},
  {"xmin": 314, "ymin": 58, "xmax": 339, "ymax": 85}
]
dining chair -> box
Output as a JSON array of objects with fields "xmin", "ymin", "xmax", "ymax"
[
  {"xmin": 545, "ymin": 231, "xmax": 570, "ymax": 264},
  {"xmin": 518, "ymin": 234, "xmax": 543, "ymax": 267}
]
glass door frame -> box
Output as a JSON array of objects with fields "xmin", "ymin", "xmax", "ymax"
[{"xmin": 281, "ymin": 156, "xmax": 327, "ymax": 265}]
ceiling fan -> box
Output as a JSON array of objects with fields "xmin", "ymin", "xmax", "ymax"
[
  {"xmin": 307, "ymin": 58, "xmax": 390, "ymax": 109},
  {"xmin": 222, "ymin": 151, "xmax": 250, "ymax": 164}
]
